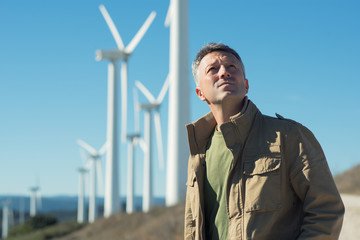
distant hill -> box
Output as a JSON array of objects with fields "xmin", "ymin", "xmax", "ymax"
[
  {"xmin": 0, "ymin": 195, "xmax": 78, "ymax": 213},
  {"xmin": 0, "ymin": 195, "xmax": 164, "ymax": 213},
  {"xmin": 334, "ymin": 164, "xmax": 360, "ymax": 195}
]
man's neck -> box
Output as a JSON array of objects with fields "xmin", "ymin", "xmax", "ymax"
[{"xmin": 209, "ymin": 98, "xmax": 246, "ymax": 131}]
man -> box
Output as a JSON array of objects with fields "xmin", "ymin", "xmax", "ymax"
[{"xmin": 184, "ymin": 43, "xmax": 344, "ymax": 240}]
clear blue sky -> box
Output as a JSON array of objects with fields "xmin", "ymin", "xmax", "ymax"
[{"xmin": 1, "ymin": 0, "xmax": 359, "ymax": 198}]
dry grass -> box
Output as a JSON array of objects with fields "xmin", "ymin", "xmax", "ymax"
[
  {"xmin": 53, "ymin": 204, "xmax": 185, "ymax": 240},
  {"xmin": 334, "ymin": 164, "xmax": 360, "ymax": 195}
]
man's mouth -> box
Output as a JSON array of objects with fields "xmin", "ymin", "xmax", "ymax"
[{"xmin": 219, "ymin": 81, "xmax": 233, "ymax": 87}]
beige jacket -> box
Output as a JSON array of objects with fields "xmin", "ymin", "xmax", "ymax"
[{"xmin": 185, "ymin": 99, "xmax": 344, "ymax": 240}]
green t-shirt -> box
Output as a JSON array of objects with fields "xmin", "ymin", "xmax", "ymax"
[{"xmin": 204, "ymin": 129, "xmax": 233, "ymax": 240}]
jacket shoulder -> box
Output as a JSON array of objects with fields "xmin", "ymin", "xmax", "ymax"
[
  {"xmin": 261, "ymin": 113, "xmax": 312, "ymax": 136},
  {"xmin": 261, "ymin": 112, "xmax": 299, "ymax": 126},
  {"xmin": 264, "ymin": 113, "xmax": 319, "ymax": 146},
  {"xmin": 273, "ymin": 113, "xmax": 309, "ymax": 130}
]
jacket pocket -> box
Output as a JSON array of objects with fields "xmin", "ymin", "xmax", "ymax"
[{"xmin": 243, "ymin": 155, "xmax": 282, "ymax": 212}]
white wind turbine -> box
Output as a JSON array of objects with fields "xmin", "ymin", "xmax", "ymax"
[
  {"xmin": 29, "ymin": 185, "xmax": 41, "ymax": 217},
  {"xmin": 76, "ymin": 167, "xmax": 88, "ymax": 223},
  {"xmin": 77, "ymin": 139, "xmax": 106, "ymax": 223},
  {"xmin": 164, "ymin": 0, "xmax": 190, "ymax": 207},
  {"xmin": 96, "ymin": 4, "xmax": 156, "ymax": 218},
  {"xmin": 2, "ymin": 200, "xmax": 11, "ymax": 239},
  {"xmin": 135, "ymin": 76, "xmax": 169, "ymax": 212},
  {"xmin": 126, "ymin": 88, "xmax": 147, "ymax": 214}
]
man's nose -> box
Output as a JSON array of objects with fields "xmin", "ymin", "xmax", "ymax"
[{"xmin": 219, "ymin": 65, "xmax": 231, "ymax": 79}]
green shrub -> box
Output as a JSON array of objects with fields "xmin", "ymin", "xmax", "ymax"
[
  {"xmin": 8, "ymin": 214, "xmax": 57, "ymax": 237},
  {"xmin": 26, "ymin": 214, "xmax": 57, "ymax": 229},
  {"xmin": 9, "ymin": 219, "xmax": 85, "ymax": 240}
]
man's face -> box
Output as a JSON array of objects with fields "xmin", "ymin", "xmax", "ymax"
[{"xmin": 196, "ymin": 51, "xmax": 249, "ymax": 106}]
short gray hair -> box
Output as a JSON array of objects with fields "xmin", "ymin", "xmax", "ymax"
[{"xmin": 192, "ymin": 43, "xmax": 246, "ymax": 86}]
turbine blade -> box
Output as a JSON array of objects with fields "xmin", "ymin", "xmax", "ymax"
[
  {"xmin": 121, "ymin": 61, "xmax": 128, "ymax": 142},
  {"xmin": 99, "ymin": 4, "xmax": 125, "ymax": 50},
  {"xmin": 164, "ymin": 0, "xmax": 172, "ymax": 27},
  {"xmin": 133, "ymin": 87, "xmax": 140, "ymax": 133},
  {"xmin": 125, "ymin": 11, "xmax": 156, "ymax": 54},
  {"xmin": 84, "ymin": 160, "xmax": 92, "ymax": 171},
  {"xmin": 156, "ymin": 74, "xmax": 170, "ymax": 103},
  {"xmin": 96, "ymin": 160, "xmax": 104, "ymax": 195},
  {"xmin": 154, "ymin": 112, "xmax": 164, "ymax": 169},
  {"xmin": 77, "ymin": 139, "xmax": 97, "ymax": 156},
  {"xmin": 135, "ymin": 81, "xmax": 156, "ymax": 103},
  {"xmin": 99, "ymin": 142, "xmax": 107, "ymax": 155},
  {"xmin": 79, "ymin": 148, "xmax": 88, "ymax": 166},
  {"xmin": 137, "ymin": 138, "xmax": 147, "ymax": 153}
]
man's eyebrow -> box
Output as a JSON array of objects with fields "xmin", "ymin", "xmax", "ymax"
[
  {"xmin": 205, "ymin": 59, "xmax": 219, "ymax": 66},
  {"xmin": 205, "ymin": 62, "xmax": 218, "ymax": 70}
]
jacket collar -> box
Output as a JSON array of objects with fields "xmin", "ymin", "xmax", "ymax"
[{"xmin": 186, "ymin": 97, "xmax": 260, "ymax": 155}]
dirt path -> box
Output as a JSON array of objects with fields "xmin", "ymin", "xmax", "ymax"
[{"xmin": 339, "ymin": 194, "xmax": 360, "ymax": 240}]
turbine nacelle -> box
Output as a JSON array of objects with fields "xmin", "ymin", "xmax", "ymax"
[
  {"xmin": 95, "ymin": 49, "xmax": 130, "ymax": 62},
  {"xmin": 139, "ymin": 103, "xmax": 160, "ymax": 111},
  {"xmin": 127, "ymin": 133, "xmax": 141, "ymax": 140},
  {"xmin": 77, "ymin": 167, "xmax": 88, "ymax": 173},
  {"xmin": 85, "ymin": 153, "xmax": 102, "ymax": 160},
  {"xmin": 29, "ymin": 187, "xmax": 39, "ymax": 192}
]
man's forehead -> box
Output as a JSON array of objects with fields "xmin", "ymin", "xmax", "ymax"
[{"xmin": 200, "ymin": 51, "xmax": 239, "ymax": 66}]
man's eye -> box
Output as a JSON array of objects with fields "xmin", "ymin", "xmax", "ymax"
[{"xmin": 207, "ymin": 67, "xmax": 216, "ymax": 73}]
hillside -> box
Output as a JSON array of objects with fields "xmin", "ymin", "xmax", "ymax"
[
  {"xmin": 334, "ymin": 164, "xmax": 360, "ymax": 195},
  {"xmin": 54, "ymin": 204, "xmax": 185, "ymax": 240},
  {"xmin": 6, "ymin": 164, "xmax": 359, "ymax": 240}
]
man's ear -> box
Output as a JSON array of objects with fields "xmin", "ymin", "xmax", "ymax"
[
  {"xmin": 196, "ymin": 87, "xmax": 206, "ymax": 101},
  {"xmin": 245, "ymin": 78, "xmax": 249, "ymax": 93}
]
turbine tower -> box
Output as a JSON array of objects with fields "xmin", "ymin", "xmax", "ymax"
[
  {"xmin": 126, "ymin": 133, "xmax": 147, "ymax": 213},
  {"xmin": 96, "ymin": 4, "xmax": 156, "ymax": 218},
  {"xmin": 135, "ymin": 76, "xmax": 169, "ymax": 212},
  {"xmin": 2, "ymin": 200, "xmax": 11, "ymax": 239},
  {"xmin": 29, "ymin": 185, "xmax": 41, "ymax": 217},
  {"xmin": 126, "ymin": 88, "xmax": 147, "ymax": 214},
  {"xmin": 76, "ymin": 167, "xmax": 88, "ymax": 223},
  {"xmin": 165, "ymin": 0, "xmax": 190, "ymax": 206},
  {"xmin": 77, "ymin": 139, "xmax": 106, "ymax": 223}
]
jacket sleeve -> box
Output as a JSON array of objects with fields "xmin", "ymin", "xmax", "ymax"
[
  {"xmin": 184, "ymin": 155, "xmax": 196, "ymax": 240},
  {"xmin": 287, "ymin": 123, "xmax": 345, "ymax": 240},
  {"xmin": 184, "ymin": 191, "xmax": 195, "ymax": 240}
]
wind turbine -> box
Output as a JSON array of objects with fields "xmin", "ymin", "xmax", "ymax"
[
  {"xmin": 29, "ymin": 185, "xmax": 41, "ymax": 217},
  {"xmin": 76, "ymin": 167, "xmax": 88, "ymax": 223},
  {"xmin": 77, "ymin": 139, "xmax": 106, "ymax": 223},
  {"xmin": 164, "ymin": 0, "xmax": 190, "ymax": 207},
  {"xmin": 96, "ymin": 4, "xmax": 156, "ymax": 218},
  {"xmin": 135, "ymin": 76, "xmax": 169, "ymax": 212},
  {"xmin": 2, "ymin": 200, "xmax": 11, "ymax": 239},
  {"xmin": 126, "ymin": 88, "xmax": 147, "ymax": 214}
]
